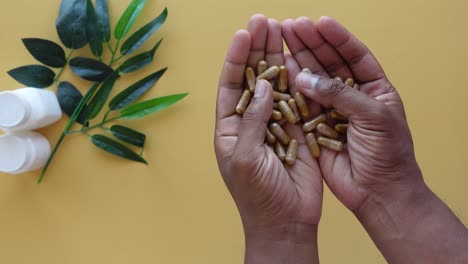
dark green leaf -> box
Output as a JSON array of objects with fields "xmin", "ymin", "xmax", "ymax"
[
  {"xmin": 109, "ymin": 68, "xmax": 167, "ymax": 110},
  {"xmin": 95, "ymin": 0, "xmax": 110, "ymax": 42},
  {"xmin": 84, "ymin": 72, "xmax": 120, "ymax": 120},
  {"xmin": 114, "ymin": 0, "xmax": 146, "ymax": 40},
  {"xmin": 120, "ymin": 8, "xmax": 167, "ymax": 56},
  {"xmin": 91, "ymin": 134, "xmax": 147, "ymax": 164},
  {"xmin": 86, "ymin": 0, "xmax": 103, "ymax": 57},
  {"xmin": 22, "ymin": 38, "xmax": 66, "ymax": 68},
  {"xmin": 8, "ymin": 65, "xmax": 55, "ymax": 88},
  {"xmin": 110, "ymin": 125, "xmax": 146, "ymax": 147},
  {"xmin": 56, "ymin": 0, "xmax": 88, "ymax": 49},
  {"xmin": 119, "ymin": 39, "xmax": 163, "ymax": 74},
  {"xmin": 120, "ymin": 93, "xmax": 188, "ymax": 119},
  {"xmin": 70, "ymin": 57, "xmax": 114, "ymax": 82},
  {"xmin": 57, "ymin": 81, "xmax": 88, "ymax": 125}
]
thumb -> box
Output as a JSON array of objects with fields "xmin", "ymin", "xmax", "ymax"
[
  {"xmin": 296, "ymin": 72, "xmax": 379, "ymax": 117},
  {"xmin": 236, "ymin": 80, "xmax": 273, "ymax": 151}
]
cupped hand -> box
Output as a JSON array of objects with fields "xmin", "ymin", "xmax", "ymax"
[
  {"xmin": 214, "ymin": 15, "xmax": 323, "ymax": 236},
  {"xmin": 282, "ymin": 16, "xmax": 424, "ymax": 212}
]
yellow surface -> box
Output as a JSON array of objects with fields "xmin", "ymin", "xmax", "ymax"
[{"xmin": 0, "ymin": 0, "xmax": 466, "ymax": 263}]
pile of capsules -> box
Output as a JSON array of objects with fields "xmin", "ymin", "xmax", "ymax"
[{"xmin": 235, "ymin": 60, "xmax": 359, "ymax": 166}]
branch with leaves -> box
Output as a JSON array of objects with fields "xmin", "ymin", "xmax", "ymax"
[{"xmin": 7, "ymin": 0, "xmax": 188, "ymax": 184}]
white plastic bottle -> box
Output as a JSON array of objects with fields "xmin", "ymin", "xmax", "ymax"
[
  {"xmin": 0, "ymin": 132, "xmax": 51, "ymax": 174},
  {"xmin": 0, "ymin": 88, "xmax": 62, "ymax": 132}
]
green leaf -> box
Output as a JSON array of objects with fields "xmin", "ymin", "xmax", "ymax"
[
  {"xmin": 109, "ymin": 68, "xmax": 167, "ymax": 110},
  {"xmin": 56, "ymin": 0, "xmax": 88, "ymax": 49},
  {"xmin": 95, "ymin": 0, "xmax": 110, "ymax": 42},
  {"xmin": 119, "ymin": 39, "xmax": 163, "ymax": 74},
  {"xmin": 110, "ymin": 125, "xmax": 146, "ymax": 147},
  {"xmin": 57, "ymin": 81, "xmax": 88, "ymax": 125},
  {"xmin": 120, "ymin": 8, "xmax": 167, "ymax": 56},
  {"xmin": 70, "ymin": 57, "xmax": 114, "ymax": 82},
  {"xmin": 91, "ymin": 134, "xmax": 147, "ymax": 164},
  {"xmin": 114, "ymin": 0, "xmax": 146, "ymax": 40},
  {"xmin": 84, "ymin": 72, "xmax": 120, "ymax": 120},
  {"xmin": 86, "ymin": 0, "xmax": 103, "ymax": 57},
  {"xmin": 8, "ymin": 65, "xmax": 55, "ymax": 88},
  {"xmin": 22, "ymin": 38, "xmax": 66, "ymax": 68},
  {"xmin": 120, "ymin": 93, "xmax": 188, "ymax": 119}
]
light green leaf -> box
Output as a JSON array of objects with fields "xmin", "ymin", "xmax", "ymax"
[
  {"xmin": 119, "ymin": 93, "xmax": 188, "ymax": 119},
  {"xmin": 114, "ymin": 0, "xmax": 146, "ymax": 40}
]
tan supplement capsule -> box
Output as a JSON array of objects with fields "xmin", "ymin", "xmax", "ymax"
[
  {"xmin": 303, "ymin": 113, "xmax": 327, "ymax": 132},
  {"xmin": 345, "ymin": 78, "xmax": 355, "ymax": 87},
  {"xmin": 275, "ymin": 142, "xmax": 286, "ymax": 161},
  {"xmin": 285, "ymin": 139, "xmax": 298, "ymax": 166},
  {"xmin": 278, "ymin": 100, "xmax": 297, "ymax": 124},
  {"xmin": 334, "ymin": 124, "xmax": 348, "ymax": 134},
  {"xmin": 257, "ymin": 60, "xmax": 268, "ymax": 75},
  {"xmin": 288, "ymin": 99, "xmax": 302, "ymax": 122},
  {"xmin": 273, "ymin": 92, "xmax": 292, "ymax": 102},
  {"xmin": 318, "ymin": 137, "xmax": 344, "ymax": 152},
  {"xmin": 257, "ymin": 66, "xmax": 280, "ymax": 81},
  {"xmin": 353, "ymin": 83, "xmax": 360, "ymax": 91},
  {"xmin": 265, "ymin": 128, "xmax": 277, "ymax": 145},
  {"xmin": 330, "ymin": 109, "xmax": 348, "ymax": 121},
  {"xmin": 270, "ymin": 123, "xmax": 291, "ymax": 145},
  {"xmin": 306, "ymin": 133, "xmax": 320, "ymax": 158},
  {"xmin": 245, "ymin": 67, "xmax": 256, "ymax": 92},
  {"xmin": 335, "ymin": 76, "xmax": 343, "ymax": 82},
  {"xmin": 317, "ymin": 123, "xmax": 339, "ymax": 140},
  {"xmin": 294, "ymin": 92, "xmax": 310, "ymax": 119},
  {"xmin": 278, "ymin": 66, "xmax": 288, "ymax": 92},
  {"xmin": 235, "ymin": 89, "xmax": 253, "ymax": 115},
  {"xmin": 271, "ymin": 110, "xmax": 283, "ymax": 121}
]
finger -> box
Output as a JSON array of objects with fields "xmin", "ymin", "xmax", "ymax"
[
  {"xmin": 293, "ymin": 17, "xmax": 353, "ymax": 79},
  {"xmin": 296, "ymin": 71, "xmax": 381, "ymax": 118},
  {"xmin": 265, "ymin": 19, "xmax": 284, "ymax": 66},
  {"xmin": 316, "ymin": 16, "xmax": 386, "ymax": 84},
  {"xmin": 236, "ymin": 80, "xmax": 273, "ymax": 150},
  {"xmin": 247, "ymin": 14, "xmax": 268, "ymax": 68},
  {"xmin": 216, "ymin": 30, "xmax": 251, "ymax": 122},
  {"xmin": 282, "ymin": 19, "xmax": 327, "ymax": 76}
]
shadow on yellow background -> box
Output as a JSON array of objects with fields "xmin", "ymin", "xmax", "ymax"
[{"xmin": 0, "ymin": 0, "xmax": 466, "ymax": 263}]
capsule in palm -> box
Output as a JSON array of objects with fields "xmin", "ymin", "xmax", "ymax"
[
  {"xmin": 278, "ymin": 66, "xmax": 288, "ymax": 92},
  {"xmin": 345, "ymin": 78, "xmax": 355, "ymax": 87},
  {"xmin": 334, "ymin": 124, "xmax": 348, "ymax": 134},
  {"xmin": 245, "ymin": 67, "xmax": 256, "ymax": 92},
  {"xmin": 317, "ymin": 137, "xmax": 344, "ymax": 152},
  {"xmin": 278, "ymin": 100, "xmax": 297, "ymax": 124},
  {"xmin": 257, "ymin": 66, "xmax": 280, "ymax": 81},
  {"xmin": 288, "ymin": 99, "xmax": 302, "ymax": 122},
  {"xmin": 270, "ymin": 123, "xmax": 291, "ymax": 145},
  {"xmin": 303, "ymin": 113, "xmax": 327, "ymax": 132},
  {"xmin": 271, "ymin": 110, "xmax": 283, "ymax": 121},
  {"xmin": 266, "ymin": 128, "xmax": 277, "ymax": 145},
  {"xmin": 273, "ymin": 92, "xmax": 292, "ymax": 102},
  {"xmin": 294, "ymin": 92, "xmax": 310, "ymax": 119},
  {"xmin": 275, "ymin": 142, "xmax": 286, "ymax": 161},
  {"xmin": 235, "ymin": 89, "xmax": 253, "ymax": 115},
  {"xmin": 330, "ymin": 109, "xmax": 348, "ymax": 121},
  {"xmin": 285, "ymin": 139, "xmax": 298, "ymax": 166},
  {"xmin": 257, "ymin": 60, "xmax": 268, "ymax": 75},
  {"xmin": 317, "ymin": 123, "xmax": 339, "ymax": 140},
  {"xmin": 306, "ymin": 133, "xmax": 320, "ymax": 158}
]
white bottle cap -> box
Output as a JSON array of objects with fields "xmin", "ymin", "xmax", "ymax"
[
  {"xmin": 0, "ymin": 134, "xmax": 28, "ymax": 174},
  {"xmin": 0, "ymin": 92, "xmax": 32, "ymax": 128}
]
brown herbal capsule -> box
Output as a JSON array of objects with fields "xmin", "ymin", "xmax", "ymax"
[
  {"xmin": 245, "ymin": 67, "xmax": 256, "ymax": 92},
  {"xmin": 271, "ymin": 110, "xmax": 283, "ymax": 121},
  {"xmin": 306, "ymin": 133, "xmax": 320, "ymax": 158},
  {"xmin": 275, "ymin": 142, "xmax": 286, "ymax": 161},
  {"xmin": 330, "ymin": 109, "xmax": 348, "ymax": 121},
  {"xmin": 257, "ymin": 60, "xmax": 268, "ymax": 75},
  {"xmin": 303, "ymin": 113, "xmax": 327, "ymax": 132},
  {"xmin": 294, "ymin": 92, "xmax": 310, "ymax": 119},
  {"xmin": 318, "ymin": 137, "xmax": 344, "ymax": 152},
  {"xmin": 235, "ymin": 89, "xmax": 253, "ymax": 115},
  {"xmin": 273, "ymin": 92, "xmax": 292, "ymax": 102},
  {"xmin": 278, "ymin": 66, "xmax": 288, "ymax": 92},
  {"xmin": 335, "ymin": 76, "xmax": 343, "ymax": 82},
  {"xmin": 270, "ymin": 123, "xmax": 291, "ymax": 145},
  {"xmin": 353, "ymin": 83, "xmax": 360, "ymax": 91},
  {"xmin": 266, "ymin": 128, "xmax": 277, "ymax": 145},
  {"xmin": 317, "ymin": 123, "xmax": 339, "ymax": 139},
  {"xmin": 334, "ymin": 124, "xmax": 348, "ymax": 134},
  {"xmin": 278, "ymin": 100, "xmax": 297, "ymax": 124},
  {"xmin": 257, "ymin": 66, "xmax": 280, "ymax": 81},
  {"xmin": 288, "ymin": 99, "xmax": 302, "ymax": 122},
  {"xmin": 345, "ymin": 78, "xmax": 355, "ymax": 87},
  {"xmin": 285, "ymin": 139, "xmax": 298, "ymax": 166}
]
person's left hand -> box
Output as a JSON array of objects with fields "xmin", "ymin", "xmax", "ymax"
[{"xmin": 214, "ymin": 15, "xmax": 322, "ymax": 260}]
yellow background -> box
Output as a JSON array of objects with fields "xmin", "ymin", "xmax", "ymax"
[{"xmin": 0, "ymin": 0, "xmax": 466, "ymax": 263}]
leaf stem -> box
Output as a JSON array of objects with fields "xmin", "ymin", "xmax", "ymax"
[
  {"xmin": 37, "ymin": 82, "xmax": 100, "ymax": 184},
  {"xmin": 54, "ymin": 50, "xmax": 74, "ymax": 84},
  {"xmin": 109, "ymin": 39, "xmax": 121, "ymax": 66}
]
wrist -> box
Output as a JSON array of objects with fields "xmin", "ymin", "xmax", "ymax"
[{"xmin": 244, "ymin": 223, "xmax": 319, "ymax": 264}]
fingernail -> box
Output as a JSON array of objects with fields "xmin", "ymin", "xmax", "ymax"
[
  {"xmin": 254, "ymin": 80, "xmax": 267, "ymax": 98},
  {"xmin": 297, "ymin": 72, "xmax": 320, "ymax": 90}
]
